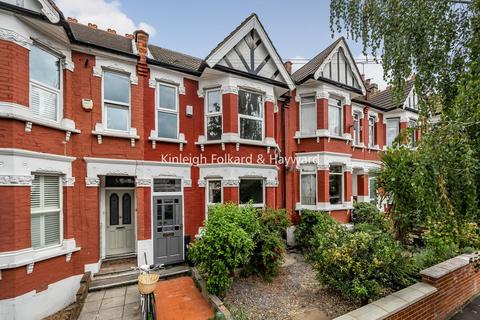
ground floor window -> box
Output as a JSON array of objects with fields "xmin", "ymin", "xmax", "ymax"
[
  {"xmin": 300, "ymin": 166, "xmax": 316, "ymax": 205},
  {"xmin": 239, "ymin": 178, "xmax": 264, "ymax": 207},
  {"xmin": 369, "ymin": 177, "xmax": 377, "ymax": 204},
  {"xmin": 206, "ymin": 180, "xmax": 222, "ymax": 215},
  {"xmin": 30, "ymin": 174, "xmax": 62, "ymax": 249},
  {"xmin": 329, "ymin": 165, "xmax": 343, "ymax": 204}
]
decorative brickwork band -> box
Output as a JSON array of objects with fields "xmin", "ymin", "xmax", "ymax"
[
  {"xmin": 85, "ymin": 177, "xmax": 100, "ymax": 187},
  {"xmin": 0, "ymin": 175, "xmax": 34, "ymax": 186}
]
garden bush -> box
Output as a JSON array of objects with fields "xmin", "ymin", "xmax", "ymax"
[
  {"xmin": 294, "ymin": 210, "xmax": 333, "ymax": 251},
  {"xmin": 352, "ymin": 202, "xmax": 392, "ymax": 232},
  {"xmin": 189, "ymin": 204, "xmax": 289, "ymax": 294}
]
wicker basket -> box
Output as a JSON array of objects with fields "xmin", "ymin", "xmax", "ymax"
[{"xmin": 138, "ymin": 273, "xmax": 160, "ymax": 294}]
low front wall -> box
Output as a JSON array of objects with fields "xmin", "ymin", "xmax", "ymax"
[{"xmin": 335, "ymin": 253, "xmax": 480, "ymax": 320}]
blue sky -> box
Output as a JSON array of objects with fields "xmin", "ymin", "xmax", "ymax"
[{"xmin": 56, "ymin": 0, "xmax": 386, "ymax": 88}]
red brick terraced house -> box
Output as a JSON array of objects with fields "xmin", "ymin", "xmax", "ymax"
[{"xmin": 0, "ymin": 0, "xmax": 420, "ymax": 318}]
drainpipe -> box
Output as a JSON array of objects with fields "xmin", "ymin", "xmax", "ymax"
[{"xmin": 281, "ymin": 95, "xmax": 291, "ymax": 209}]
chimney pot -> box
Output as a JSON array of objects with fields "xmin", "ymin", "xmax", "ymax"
[
  {"xmin": 67, "ymin": 17, "xmax": 78, "ymax": 23},
  {"xmin": 125, "ymin": 33, "xmax": 134, "ymax": 39},
  {"xmin": 88, "ymin": 23, "xmax": 98, "ymax": 29},
  {"xmin": 284, "ymin": 61, "xmax": 292, "ymax": 75},
  {"xmin": 107, "ymin": 28, "xmax": 117, "ymax": 35}
]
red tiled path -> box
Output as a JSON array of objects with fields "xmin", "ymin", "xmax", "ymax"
[{"xmin": 154, "ymin": 276, "xmax": 214, "ymax": 320}]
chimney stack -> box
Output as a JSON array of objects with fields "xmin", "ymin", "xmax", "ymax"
[
  {"xmin": 134, "ymin": 30, "xmax": 150, "ymax": 75},
  {"xmin": 125, "ymin": 34, "xmax": 134, "ymax": 39},
  {"xmin": 88, "ymin": 23, "xmax": 98, "ymax": 29},
  {"xmin": 67, "ymin": 17, "xmax": 78, "ymax": 23},
  {"xmin": 284, "ymin": 61, "xmax": 292, "ymax": 75}
]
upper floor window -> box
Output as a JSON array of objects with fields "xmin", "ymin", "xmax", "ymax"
[
  {"xmin": 300, "ymin": 166, "xmax": 316, "ymax": 206},
  {"xmin": 103, "ymin": 71, "xmax": 130, "ymax": 131},
  {"xmin": 238, "ymin": 89, "xmax": 263, "ymax": 141},
  {"xmin": 386, "ymin": 118, "xmax": 400, "ymax": 147},
  {"xmin": 300, "ymin": 96, "xmax": 316, "ymax": 135},
  {"xmin": 368, "ymin": 115, "xmax": 376, "ymax": 147},
  {"xmin": 239, "ymin": 178, "xmax": 264, "ymax": 207},
  {"xmin": 205, "ymin": 89, "xmax": 222, "ymax": 141},
  {"xmin": 157, "ymin": 83, "xmax": 178, "ymax": 139},
  {"xmin": 329, "ymin": 165, "xmax": 343, "ymax": 204},
  {"xmin": 328, "ymin": 98, "xmax": 342, "ymax": 137},
  {"xmin": 29, "ymin": 45, "xmax": 61, "ymax": 121},
  {"xmin": 31, "ymin": 175, "xmax": 62, "ymax": 249},
  {"xmin": 409, "ymin": 119, "xmax": 417, "ymax": 147},
  {"xmin": 353, "ymin": 111, "xmax": 361, "ymax": 145}
]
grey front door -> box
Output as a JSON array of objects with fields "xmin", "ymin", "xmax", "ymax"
[
  {"xmin": 106, "ymin": 190, "xmax": 135, "ymax": 256},
  {"xmin": 153, "ymin": 196, "xmax": 183, "ymax": 265}
]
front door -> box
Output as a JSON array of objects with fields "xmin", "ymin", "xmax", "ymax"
[
  {"xmin": 106, "ymin": 190, "xmax": 135, "ymax": 256},
  {"xmin": 153, "ymin": 196, "xmax": 183, "ymax": 265}
]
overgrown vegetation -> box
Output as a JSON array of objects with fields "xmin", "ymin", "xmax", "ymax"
[{"xmin": 189, "ymin": 204, "xmax": 289, "ymax": 296}]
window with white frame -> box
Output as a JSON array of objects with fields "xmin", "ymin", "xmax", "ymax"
[
  {"xmin": 103, "ymin": 71, "xmax": 130, "ymax": 131},
  {"xmin": 300, "ymin": 96, "xmax": 316, "ymax": 135},
  {"xmin": 29, "ymin": 45, "xmax": 61, "ymax": 121},
  {"xmin": 206, "ymin": 180, "xmax": 222, "ymax": 214},
  {"xmin": 386, "ymin": 118, "xmax": 400, "ymax": 147},
  {"xmin": 328, "ymin": 98, "xmax": 342, "ymax": 136},
  {"xmin": 369, "ymin": 177, "xmax": 377, "ymax": 204},
  {"xmin": 239, "ymin": 178, "xmax": 264, "ymax": 207},
  {"xmin": 157, "ymin": 83, "xmax": 179, "ymax": 139},
  {"xmin": 30, "ymin": 175, "xmax": 62, "ymax": 249},
  {"xmin": 329, "ymin": 165, "xmax": 343, "ymax": 204},
  {"xmin": 409, "ymin": 119, "xmax": 417, "ymax": 147},
  {"xmin": 238, "ymin": 89, "xmax": 263, "ymax": 141},
  {"xmin": 205, "ymin": 89, "xmax": 222, "ymax": 140},
  {"xmin": 353, "ymin": 111, "xmax": 361, "ymax": 145},
  {"xmin": 368, "ymin": 115, "xmax": 376, "ymax": 147},
  {"xmin": 300, "ymin": 166, "xmax": 316, "ymax": 205}
]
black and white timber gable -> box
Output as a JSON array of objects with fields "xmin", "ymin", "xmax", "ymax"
[{"xmin": 205, "ymin": 14, "xmax": 295, "ymax": 90}]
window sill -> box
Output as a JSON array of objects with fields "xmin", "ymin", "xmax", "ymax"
[
  {"xmin": 0, "ymin": 239, "xmax": 80, "ymax": 271},
  {"xmin": 0, "ymin": 102, "xmax": 80, "ymax": 136},
  {"xmin": 296, "ymin": 202, "xmax": 354, "ymax": 211},
  {"xmin": 195, "ymin": 134, "xmax": 278, "ymax": 152},
  {"xmin": 294, "ymin": 130, "xmax": 352, "ymax": 144},
  {"xmin": 149, "ymin": 131, "xmax": 187, "ymax": 151},
  {"xmin": 92, "ymin": 123, "xmax": 139, "ymax": 147}
]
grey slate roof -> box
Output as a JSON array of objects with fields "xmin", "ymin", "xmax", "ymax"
[
  {"xmin": 68, "ymin": 22, "xmax": 134, "ymax": 55},
  {"xmin": 292, "ymin": 37, "xmax": 343, "ymax": 83},
  {"xmin": 368, "ymin": 79, "xmax": 415, "ymax": 110},
  {"xmin": 148, "ymin": 45, "xmax": 204, "ymax": 74}
]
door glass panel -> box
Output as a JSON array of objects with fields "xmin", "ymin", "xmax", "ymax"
[
  {"xmin": 163, "ymin": 204, "xmax": 174, "ymax": 224},
  {"xmin": 153, "ymin": 179, "xmax": 181, "ymax": 192},
  {"xmin": 122, "ymin": 193, "xmax": 132, "ymax": 224},
  {"xmin": 109, "ymin": 193, "xmax": 119, "ymax": 225}
]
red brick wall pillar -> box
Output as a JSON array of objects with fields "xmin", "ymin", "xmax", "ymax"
[
  {"xmin": 63, "ymin": 184, "xmax": 75, "ymax": 239},
  {"xmin": 265, "ymin": 100, "xmax": 275, "ymax": 138},
  {"xmin": 343, "ymin": 104, "xmax": 352, "ymax": 136},
  {"xmin": 344, "ymin": 169, "xmax": 352, "ymax": 203},
  {"xmin": 357, "ymin": 174, "xmax": 369, "ymax": 202},
  {"xmin": 136, "ymin": 185, "xmax": 151, "ymax": 241},
  {"xmin": 376, "ymin": 113, "xmax": 385, "ymax": 148},
  {"xmin": 223, "ymin": 185, "xmax": 239, "ymax": 204},
  {"xmin": 265, "ymin": 186, "xmax": 276, "ymax": 208},
  {"xmin": 0, "ymin": 186, "xmax": 31, "ymax": 251},
  {"xmin": 0, "ymin": 40, "xmax": 29, "ymax": 106},
  {"xmin": 317, "ymin": 98, "xmax": 328, "ymax": 130},
  {"xmin": 362, "ymin": 107, "xmax": 369, "ymax": 146},
  {"xmin": 63, "ymin": 69, "xmax": 74, "ymax": 120},
  {"xmin": 317, "ymin": 167, "xmax": 329, "ymax": 204},
  {"xmin": 222, "ymin": 92, "xmax": 238, "ymax": 134}
]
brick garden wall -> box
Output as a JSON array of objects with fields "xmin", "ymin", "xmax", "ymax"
[{"xmin": 336, "ymin": 253, "xmax": 480, "ymax": 320}]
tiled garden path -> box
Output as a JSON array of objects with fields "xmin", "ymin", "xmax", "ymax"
[{"xmin": 155, "ymin": 276, "xmax": 214, "ymax": 320}]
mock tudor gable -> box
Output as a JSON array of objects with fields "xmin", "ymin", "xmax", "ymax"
[{"xmin": 205, "ymin": 13, "xmax": 295, "ymax": 90}]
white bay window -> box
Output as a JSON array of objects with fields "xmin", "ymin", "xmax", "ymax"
[
  {"xmin": 206, "ymin": 180, "xmax": 222, "ymax": 216},
  {"xmin": 386, "ymin": 118, "xmax": 400, "ymax": 147},
  {"xmin": 238, "ymin": 89, "xmax": 263, "ymax": 141},
  {"xmin": 205, "ymin": 89, "xmax": 222, "ymax": 140},
  {"xmin": 329, "ymin": 165, "xmax": 343, "ymax": 204},
  {"xmin": 239, "ymin": 178, "xmax": 264, "ymax": 207},
  {"xmin": 368, "ymin": 115, "xmax": 376, "ymax": 147},
  {"xmin": 30, "ymin": 45, "xmax": 61, "ymax": 121},
  {"xmin": 300, "ymin": 166, "xmax": 317, "ymax": 206},
  {"xmin": 353, "ymin": 111, "xmax": 361, "ymax": 145},
  {"xmin": 157, "ymin": 83, "xmax": 178, "ymax": 139},
  {"xmin": 103, "ymin": 71, "xmax": 130, "ymax": 131},
  {"xmin": 300, "ymin": 96, "xmax": 316, "ymax": 135},
  {"xmin": 328, "ymin": 98, "xmax": 342, "ymax": 136},
  {"xmin": 31, "ymin": 175, "xmax": 62, "ymax": 249}
]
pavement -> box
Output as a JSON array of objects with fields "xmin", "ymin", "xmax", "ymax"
[
  {"xmin": 79, "ymin": 277, "xmax": 213, "ymax": 320},
  {"xmin": 451, "ymin": 296, "xmax": 480, "ymax": 320}
]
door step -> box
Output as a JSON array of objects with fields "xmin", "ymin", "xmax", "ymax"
[{"xmin": 89, "ymin": 265, "xmax": 191, "ymax": 291}]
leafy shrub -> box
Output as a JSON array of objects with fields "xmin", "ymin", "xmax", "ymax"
[
  {"xmin": 243, "ymin": 208, "xmax": 290, "ymax": 281},
  {"xmin": 307, "ymin": 214, "xmax": 416, "ymax": 304},
  {"xmin": 352, "ymin": 202, "xmax": 392, "ymax": 232},
  {"xmin": 189, "ymin": 204, "xmax": 257, "ymax": 296},
  {"xmin": 295, "ymin": 210, "xmax": 332, "ymax": 250}
]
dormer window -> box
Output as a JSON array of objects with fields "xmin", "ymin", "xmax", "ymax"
[
  {"xmin": 29, "ymin": 45, "xmax": 61, "ymax": 121},
  {"xmin": 238, "ymin": 89, "xmax": 263, "ymax": 141},
  {"xmin": 328, "ymin": 98, "xmax": 342, "ymax": 137},
  {"xmin": 103, "ymin": 71, "xmax": 130, "ymax": 131},
  {"xmin": 157, "ymin": 83, "xmax": 178, "ymax": 139},
  {"xmin": 205, "ymin": 89, "xmax": 222, "ymax": 141}
]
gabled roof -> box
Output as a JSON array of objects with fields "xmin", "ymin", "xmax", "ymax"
[
  {"xmin": 369, "ymin": 79, "xmax": 415, "ymax": 110},
  {"xmin": 148, "ymin": 45, "xmax": 204, "ymax": 75},
  {"xmin": 205, "ymin": 13, "xmax": 295, "ymax": 90},
  {"xmin": 292, "ymin": 37, "xmax": 342, "ymax": 83},
  {"xmin": 68, "ymin": 21, "xmax": 134, "ymax": 56}
]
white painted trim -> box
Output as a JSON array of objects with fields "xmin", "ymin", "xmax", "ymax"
[
  {"xmin": 84, "ymin": 260, "xmax": 101, "ymax": 274},
  {"xmin": 0, "ymin": 274, "xmax": 82, "ymax": 320},
  {"xmin": 0, "ymin": 102, "xmax": 79, "ymax": 133},
  {"xmin": 0, "ymin": 175, "xmax": 34, "ymax": 186},
  {"xmin": 0, "ymin": 239, "xmax": 80, "ymax": 269},
  {"xmin": 205, "ymin": 15, "xmax": 295, "ymax": 90},
  {"xmin": 198, "ymin": 163, "xmax": 277, "ymax": 188},
  {"xmin": 0, "ymin": 27, "xmax": 32, "ymax": 48},
  {"xmin": 37, "ymin": 0, "xmax": 61, "ymax": 23},
  {"xmin": 154, "ymin": 82, "xmax": 181, "ymax": 140}
]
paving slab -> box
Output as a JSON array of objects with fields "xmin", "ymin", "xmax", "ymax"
[{"xmin": 451, "ymin": 296, "xmax": 480, "ymax": 320}]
